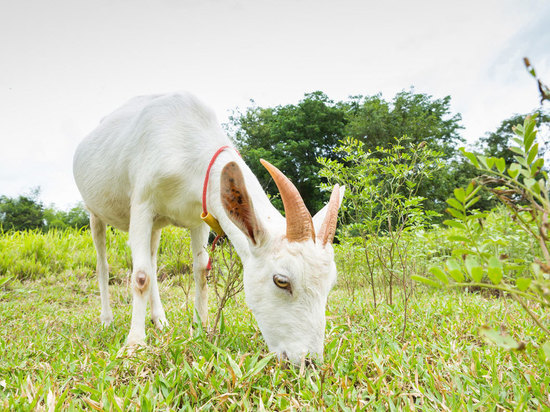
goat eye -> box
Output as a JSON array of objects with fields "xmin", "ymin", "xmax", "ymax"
[{"xmin": 273, "ymin": 274, "xmax": 290, "ymax": 290}]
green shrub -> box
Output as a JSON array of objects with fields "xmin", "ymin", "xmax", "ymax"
[
  {"xmin": 0, "ymin": 226, "xmax": 193, "ymax": 283},
  {"xmin": 414, "ymin": 115, "xmax": 550, "ymax": 355}
]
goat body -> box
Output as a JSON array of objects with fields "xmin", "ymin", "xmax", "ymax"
[{"xmin": 73, "ymin": 92, "xmax": 342, "ymax": 363}]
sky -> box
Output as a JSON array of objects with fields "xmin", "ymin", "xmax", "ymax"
[{"xmin": 1, "ymin": 0, "xmax": 549, "ymax": 209}]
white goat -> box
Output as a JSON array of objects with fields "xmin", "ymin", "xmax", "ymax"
[{"xmin": 73, "ymin": 92, "xmax": 343, "ymax": 363}]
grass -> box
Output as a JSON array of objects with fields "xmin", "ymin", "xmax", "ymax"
[{"xmin": 0, "ymin": 229, "xmax": 549, "ymax": 410}]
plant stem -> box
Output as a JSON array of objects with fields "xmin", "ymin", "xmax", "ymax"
[
  {"xmin": 512, "ymin": 293, "xmax": 550, "ymax": 336},
  {"xmin": 449, "ymin": 282, "xmax": 544, "ymax": 305}
]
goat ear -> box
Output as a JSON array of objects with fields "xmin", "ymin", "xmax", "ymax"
[
  {"xmin": 312, "ymin": 185, "xmax": 345, "ymax": 243},
  {"xmin": 220, "ymin": 161, "xmax": 265, "ymax": 246}
]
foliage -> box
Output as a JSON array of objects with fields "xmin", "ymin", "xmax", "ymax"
[
  {"xmin": 415, "ymin": 115, "xmax": 550, "ymax": 348},
  {"xmin": 0, "ymin": 226, "xmax": 192, "ymax": 283},
  {"xmin": 344, "ymin": 90, "xmax": 464, "ymax": 158},
  {"xmin": 229, "ymin": 90, "xmax": 465, "ymax": 215},
  {"xmin": 343, "ymin": 90, "xmax": 467, "ymax": 216},
  {"xmin": 230, "ymin": 91, "xmax": 347, "ymax": 213},
  {"xmin": 0, "ymin": 188, "xmax": 90, "ymax": 232},
  {"xmin": 476, "ymin": 109, "xmax": 550, "ymax": 166},
  {"xmin": 0, "ymin": 188, "xmax": 44, "ymax": 232},
  {"xmin": 43, "ymin": 202, "xmax": 90, "ymax": 231},
  {"xmin": 320, "ymin": 136, "xmax": 443, "ymax": 311}
]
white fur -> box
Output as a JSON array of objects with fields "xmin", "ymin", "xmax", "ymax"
[{"xmin": 73, "ymin": 92, "xmax": 342, "ymax": 363}]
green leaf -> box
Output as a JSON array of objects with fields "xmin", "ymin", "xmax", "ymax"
[
  {"xmin": 516, "ymin": 277, "xmax": 532, "ymax": 292},
  {"xmin": 244, "ymin": 354, "xmax": 275, "ymax": 378},
  {"xmin": 219, "ymin": 310, "xmax": 225, "ymax": 334},
  {"xmin": 539, "ymin": 179, "xmax": 547, "ymax": 194},
  {"xmin": 429, "ymin": 266, "xmax": 449, "ymax": 285},
  {"xmin": 507, "ymin": 164, "xmax": 520, "ymax": 179},
  {"xmin": 0, "ymin": 276, "xmax": 12, "ymax": 288},
  {"xmin": 446, "ymin": 198, "xmax": 463, "ymax": 211},
  {"xmin": 471, "ymin": 266, "xmax": 483, "ymax": 283},
  {"xmin": 464, "ymin": 255, "xmax": 481, "ymax": 281},
  {"xmin": 460, "ymin": 149, "xmax": 480, "ymax": 168},
  {"xmin": 509, "ymin": 146, "xmax": 524, "ymax": 156},
  {"xmin": 531, "ymin": 158, "xmax": 544, "ymax": 176},
  {"xmin": 448, "ymin": 235, "xmax": 471, "ymax": 243},
  {"xmin": 477, "ymin": 155, "xmax": 489, "ymax": 169},
  {"xmin": 514, "ymin": 124, "xmax": 525, "ymax": 136},
  {"xmin": 514, "ymin": 155, "xmax": 529, "ymax": 169},
  {"xmin": 55, "ymin": 389, "xmax": 70, "ymax": 411},
  {"xmin": 411, "ymin": 275, "xmax": 441, "ymax": 288},
  {"xmin": 226, "ymin": 353, "xmax": 242, "ymax": 379},
  {"xmin": 524, "ymin": 178, "xmax": 536, "ymax": 189},
  {"xmin": 524, "ymin": 118, "xmax": 536, "ymax": 148},
  {"xmin": 479, "ymin": 326, "xmax": 523, "ymax": 351},
  {"xmin": 446, "ymin": 207, "xmax": 465, "ymax": 220},
  {"xmin": 465, "ymin": 184, "xmax": 482, "ymax": 202},
  {"xmin": 495, "ymin": 157, "xmax": 506, "ymax": 173},
  {"xmin": 444, "ymin": 220, "xmax": 467, "ymax": 230},
  {"xmin": 465, "ymin": 196, "xmax": 480, "ymax": 210},
  {"xmin": 527, "ymin": 143, "xmax": 539, "ymax": 164},
  {"xmin": 532, "ymin": 179, "xmax": 541, "ymax": 194},
  {"xmin": 446, "ymin": 258, "xmax": 464, "ymax": 283},
  {"xmin": 487, "ymin": 256, "xmax": 503, "ymax": 285},
  {"xmin": 453, "ymin": 188, "xmax": 466, "ymax": 202}
]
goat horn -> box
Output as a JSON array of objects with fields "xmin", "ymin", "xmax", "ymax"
[
  {"xmin": 317, "ymin": 184, "xmax": 341, "ymax": 245},
  {"xmin": 260, "ymin": 159, "xmax": 315, "ymax": 242}
]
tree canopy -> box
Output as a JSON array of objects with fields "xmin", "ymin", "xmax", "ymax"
[
  {"xmin": 230, "ymin": 91, "xmax": 347, "ymax": 213},
  {"xmin": 0, "ymin": 188, "xmax": 89, "ymax": 232},
  {"xmin": 0, "ymin": 189, "xmax": 45, "ymax": 232},
  {"xmin": 229, "ymin": 90, "xmax": 465, "ymax": 215},
  {"xmin": 476, "ymin": 108, "xmax": 550, "ymax": 165},
  {"xmin": 344, "ymin": 91, "xmax": 464, "ymax": 158}
]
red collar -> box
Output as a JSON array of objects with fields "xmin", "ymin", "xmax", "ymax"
[
  {"xmin": 201, "ymin": 145, "xmax": 240, "ymax": 271},
  {"xmin": 201, "ymin": 146, "xmax": 240, "ymax": 235}
]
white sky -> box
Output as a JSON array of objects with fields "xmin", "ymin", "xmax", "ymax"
[{"xmin": 1, "ymin": 0, "xmax": 549, "ymax": 208}]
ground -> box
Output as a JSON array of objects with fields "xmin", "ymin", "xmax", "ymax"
[{"xmin": 0, "ymin": 270, "xmax": 549, "ymax": 410}]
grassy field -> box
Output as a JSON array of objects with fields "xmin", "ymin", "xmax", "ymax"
[{"xmin": 0, "ymin": 229, "xmax": 549, "ymax": 410}]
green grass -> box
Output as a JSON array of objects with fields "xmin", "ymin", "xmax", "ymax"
[{"xmin": 0, "ymin": 229, "xmax": 549, "ymax": 410}]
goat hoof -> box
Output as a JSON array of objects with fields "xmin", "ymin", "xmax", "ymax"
[
  {"xmin": 125, "ymin": 331, "xmax": 146, "ymax": 348},
  {"xmin": 119, "ymin": 340, "xmax": 145, "ymax": 357},
  {"xmin": 153, "ymin": 316, "xmax": 169, "ymax": 330},
  {"xmin": 100, "ymin": 313, "xmax": 113, "ymax": 326}
]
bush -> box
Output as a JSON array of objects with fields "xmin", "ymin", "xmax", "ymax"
[
  {"xmin": 0, "ymin": 226, "xmax": 193, "ymax": 283},
  {"xmin": 414, "ymin": 115, "xmax": 550, "ymax": 354}
]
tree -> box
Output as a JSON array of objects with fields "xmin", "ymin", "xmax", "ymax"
[
  {"xmin": 319, "ymin": 137, "xmax": 443, "ymax": 323},
  {"xmin": 0, "ymin": 188, "xmax": 89, "ymax": 232},
  {"xmin": 476, "ymin": 109, "xmax": 550, "ymax": 166},
  {"xmin": 230, "ymin": 91, "xmax": 347, "ymax": 213},
  {"xmin": 344, "ymin": 90, "xmax": 464, "ymax": 158},
  {"xmin": 44, "ymin": 202, "xmax": 89, "ymax": 231},
  {"xmin": 229, "ymin": 90, "xmax": 465, "ymax": 216},
  {"xmin": 344, "ymin": 90, "xmax": 466, "ymax": 216},
  {"xmin": 0, "ymin": 188, "xmax": 44, "ymax": 232}
]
